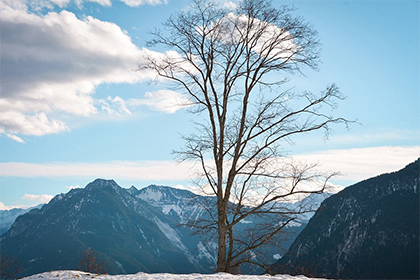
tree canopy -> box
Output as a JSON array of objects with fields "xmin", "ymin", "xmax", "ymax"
[{"xmin": 142, "ymin": 0, "xmax": 349, "ymax": 272}]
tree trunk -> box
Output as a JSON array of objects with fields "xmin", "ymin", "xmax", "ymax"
[{"xmin": 217, "ymin": 209, "xmax": 228, "ymax": 272}]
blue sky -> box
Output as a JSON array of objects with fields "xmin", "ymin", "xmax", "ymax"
[{"xmin": 0, "ymin": 0, "xmax": 419, "ymax": 209}]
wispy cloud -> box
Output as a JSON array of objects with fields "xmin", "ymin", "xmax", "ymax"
[
  {"xmin": 294, "ymin": 146, "xmax": 420, "ymax": 184},
  {"xmin": 0, "ymin": 0, "xmax": 27, "ymax": 10},
  {"xmin": 326, "ymin": 129, "xmax": 420, "ymax": 146},
  {"xmin": 6, "ymin": 133, "xmax": 25, "ymax": 143},
  {"xmin": 0, "ymin": 161, "xmax": 195, "ymax": 181},
  {"xmin": 129, "ymin": 90, "xmax": 192, "ymax": 114},
  {"xmin": 98, "ymin": 96, "xmax": 133, "ymax": 116},
  {"xmin": 222, "ymin": 1, "xmax": 238, "ymax": 9},
  {"xmin": 1, "ymin": 146, "xmax": 418, "ymax": 186}
]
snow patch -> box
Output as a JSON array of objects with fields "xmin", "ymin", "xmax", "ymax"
[
  {"xmin": 153, "ymin": 217, "xmax": 188, "ymax": 253},
  {"xmin": 115, "ymin": 261, "xmax": 126, "ymax": 274},
  {"xmin": 197, "ymin": 241, "xmax": 216, "ymax": 264},
  {"xmin": 21, "ymin": 270, "xmax": 328, "ymax": 279},
  {"xmin": 162, "ymin": 204, "xmax": 182, "ymax": 216},
  {"xmin": 138, "ymin": 188, "xmax": 162, "ymax": 202},
  {"xmin": 286, "ymin": 221, "xmax": 301, "ymax": 228},
  {"xmin": 273, "ymin": 254, "xmax": 282, "ymax": 260}
]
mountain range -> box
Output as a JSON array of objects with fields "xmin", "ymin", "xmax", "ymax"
[
  {"xmin": 0, "ymin": 179, "xmax": 308, "ymax": 278},
  {"xmin": 270, "ymin": 159, "xmax": 420, "ymax": 279}
]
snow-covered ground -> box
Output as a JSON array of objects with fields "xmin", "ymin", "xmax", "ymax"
[{"xmin": 22, "ymin": 271, "xmax": 326, "ymax": 280}]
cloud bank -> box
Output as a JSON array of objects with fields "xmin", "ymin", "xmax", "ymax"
[
  {"xmin": 1, "ymin": 146, "xmax": 417, "ymax": 209},
  {"xmin": 0, "ymin": 160, "xmax": 194, "ymax": 181},
  {"xmin": 294, "ymin": 146, "xmax": 420, "ymax": 183},
  {"xmin": 0, "ymin": 4, "xmax": 147, "ymax": 138},
  {"xmin": 1, "ymin": 146, "xmax": 418, "ymax": 185}
]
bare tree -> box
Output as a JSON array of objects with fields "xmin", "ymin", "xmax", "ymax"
[
  {"xmin": 0, "ymin": 254, "xmax": 22, "ymax": 280},
  {"xmin": 78, "ymin": 248, "xmax": 107, "ymax": 274},
  {"xmin": 142, "ymin": 0, "xmax": 349, "ymax": 273}
]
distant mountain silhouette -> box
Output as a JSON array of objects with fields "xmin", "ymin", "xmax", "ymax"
[
  {"xmin": 0, "ymin": 205, "xmax": 43, "ymax": 236},
  {"xmin": 270, "ymin": 159, "xmax": 420, "ymax": 279}
]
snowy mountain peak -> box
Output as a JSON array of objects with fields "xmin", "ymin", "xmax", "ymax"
[
  {"xmin": 136, "ymin": 185, "xmax": 193, "ymax": 203},
  {"xmin": 137, "ymin": 185, "xmax": 165, "ymax": 202}
]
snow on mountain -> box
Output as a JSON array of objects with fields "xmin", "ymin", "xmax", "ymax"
[
  {"xmin": 21, "ymin": 270, "xmax": 326, "ymax": 280},
  {"xmin": 134, "ymin": 184, "xmax": 207, "ymax": 227},
  {"xmin": 153, "ymin": 216, "xmax": 188, "ymax": 254},
  {"xmin": 1, "ymin": 180, "xmax": 221, "ymax": 277}
]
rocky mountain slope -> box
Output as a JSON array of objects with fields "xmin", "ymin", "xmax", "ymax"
[
  {"xmin": 0, "ymin": 179, "xmax": 308, "ymax": 278},
  {"xmin": 270, "ymin": 159, "xmax": 420, "ymax": 279}
]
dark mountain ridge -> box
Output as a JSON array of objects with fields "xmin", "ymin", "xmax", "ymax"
[{"xmin": 271, "ymin": 159, "xmax": 420, "ymax": 279}]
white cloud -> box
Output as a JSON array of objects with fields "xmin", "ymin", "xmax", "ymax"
[
  {"xmin": 129, "ymin": 90, "xmax": 192, "ymax": 114},
  {"xmin": 0, "ymin": 5, "xmax": 150, "ymax": 139},
  {"xmin": 198, "ymin": 12, "xmax": 298, "ymax": 61},
  {"xmin": 6, "ymin": 133, "xmax": 25, "ymax": 143},
  {"xmin": 22, "ymin": 194, "xmax": 54, "ymax": 204},
  {"xmin": 0, "ymin": 112, "xmax": 69, "ymax": 136}
]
